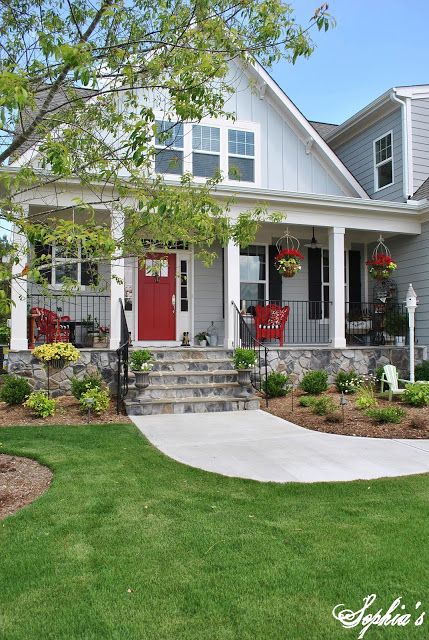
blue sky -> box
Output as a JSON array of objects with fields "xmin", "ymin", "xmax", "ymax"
[{"xmin": 270, "ymin": 0, "xmax": 429, "ymax": 124}]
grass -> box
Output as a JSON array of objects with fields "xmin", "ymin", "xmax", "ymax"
[{"xmin": 0, "ymin": 423, "xmax": 428, "ymax": 640}]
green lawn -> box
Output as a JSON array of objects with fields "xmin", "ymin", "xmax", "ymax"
[{"xmin": 0, "ymin": 423, "xmax": 428, "ymax": 640}]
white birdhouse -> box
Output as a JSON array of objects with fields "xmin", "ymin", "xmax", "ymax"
[{"xmin": 405, "ymin": 283, "xmax": 418, "ymax": 310}]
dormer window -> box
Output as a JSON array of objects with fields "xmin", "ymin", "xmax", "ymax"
[
  {"xmin": 192, "ymin": 125, "xmax": 220, "ymax": 177},
  {"xmin": 228, "ymin": 129, "xmax": 255, "ymax": 182},
  {"xmin": 155, "ymin": 120, "xmax": 184, "ymax": 175},
  {"xmin": 374, "ymin": 132, "xmax": 393, "ymax": 190}
]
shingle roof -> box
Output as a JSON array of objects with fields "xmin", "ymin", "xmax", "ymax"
[
  {"xmin": 309, "ymin": 121, "xmax": 339, "ymax": 140},
  {"xmin": 412, "ymin": 176, "xmax": 429, "ymax": 201}
]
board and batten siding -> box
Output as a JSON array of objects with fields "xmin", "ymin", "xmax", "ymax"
[
  {"xmin": 411, "ymin": 98, "xmax": 429, "ymax": 193},
  {"xmin": 378, "ymin": 224, "xmax": 429, "ymax": 348},
  {"xmin": 193, "ymin": 245, "xmax": 225, "ymax": 343},
  {"xmin": 334, "ymin": 108, "xmax": 404, "ymax": 201}
]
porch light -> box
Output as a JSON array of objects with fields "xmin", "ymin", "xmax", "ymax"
[{"xmin": 304, "ymin": 227, "xmax": 321, "ymax": 250}]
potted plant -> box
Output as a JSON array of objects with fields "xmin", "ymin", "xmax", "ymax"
[
  {"xmin": 274, "ymin": 248, "xmax": 304, "ymax": 278},
  {"xmin": 196, "ymin": 331, "xmax": 209, "ymax": 347},
  {"xmin": 233, "ymin": 348, "xmax": 257, "ymax": 396},
  {"xmin": 82, "ymin": 315, "xmax": 99, "ymax": 347},
  {"xmin": 384, "ymin": 312, "xmax": 408, "ymax": 346},
  {"xmin": 33, "ymin": 342, "xmax": 80, "ymax": 369},
  {"xmin": 130, "ymin": 349, "xmax": 154, "ymax": 399},
  {"xmin": 94, "ymin": 325, "xmax": 109, "ymax": 348},
  {"xmin": 366, "ymin": 254, "xmax": 397, "ymax": 281}
]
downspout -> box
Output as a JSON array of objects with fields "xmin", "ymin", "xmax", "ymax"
[{"xmin": 390, "ymin": 90, "xmax": 413, "ymax": 200}]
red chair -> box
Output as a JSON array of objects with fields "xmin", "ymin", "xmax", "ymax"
[
  {"xmin": 31, "ymin": 307, "xmax": 71, "ymax": 343},
  {"xmin": 255, "ymin": 304, "xmax": 289, "ymax": 346}
]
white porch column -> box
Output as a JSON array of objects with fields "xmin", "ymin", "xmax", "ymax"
[
  {"xmin": 329, "ymin": 227, "xmax": 346, "ymax": 349},
  {"xmin": 223, "ymin": 240, "xmax": 240, "ymax": 349},
  {"xmin": 109, "ymin": 209, "xmax": 125, "ymax": 350},
  {"xmin": 10, "ymin": 206, "xmax": 29, "ymax": 350}
]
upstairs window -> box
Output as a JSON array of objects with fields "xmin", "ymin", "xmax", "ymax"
[
  {"xmin": 228, "ymin": 129, "xmax": 255, "ymax": 182},
  {"xmin": 155, "ymin": 120, "xmax": 184, "ymax": 175},
  {"xmin": 192, "ymin": 125, "xmax": 220, "ymax": 177},
  {"xmin": 374, "ymin": 132, "xmax": 393, "ymax": 190}
]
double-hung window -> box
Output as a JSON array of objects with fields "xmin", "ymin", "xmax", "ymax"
[
  {"xmin": 374, "ymin": 132, "xmax": 393, "ymax": 190},
  {"xmin": 154, "ymin": 120, "xmax": 184, "ymax": 175},
  {"xmin": 192, "ymin": 125, "xmax": 220, "ymax": 177},
  {"xmin": 228, "ymin": 129, "xmax": 255, "ymax": 182},
  {"xmin": 34, "ymin": 241, "xmax": 98, "ymax": 287},
  {"xmin": 240, "ymin": 245, "xmax": 266, "ymax": 305}
]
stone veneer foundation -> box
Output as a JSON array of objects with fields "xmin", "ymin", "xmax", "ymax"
[{"xmin": 7, "ymin": 345, "xmax": 428, "ymax": 397}]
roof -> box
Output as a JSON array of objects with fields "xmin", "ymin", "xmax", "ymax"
[
  {"xmin": 309, "ymin": 121, "xmax": 339, "ymax": 140},
  {"xmin": 413, "ymin": 177, "xmax": 429, "ymax": 201}
]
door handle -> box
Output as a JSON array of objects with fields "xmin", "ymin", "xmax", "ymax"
[{"xmin": 172, "ymin": 294, "xmax": 176, "ymax": 314}]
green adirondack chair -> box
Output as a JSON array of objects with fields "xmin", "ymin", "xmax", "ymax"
[{"xmin": 380, "ymin": 365, "xmax": 411, "ymax": 401}]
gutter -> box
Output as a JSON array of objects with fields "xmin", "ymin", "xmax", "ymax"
[{"xmin": 390, "ymin": 89, "xmax": 413, "ymax": 200}]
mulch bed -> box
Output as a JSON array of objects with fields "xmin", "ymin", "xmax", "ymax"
[
  {"xmin": 264, "ymin": 388, "xmax": 429, "ymax": 439},
  {"xmin": 0, "ymin": 397, "xmax": 131, "ymax": 427},
  {"xmin": 0, "ymin": 455, "xmax": 53, "ymax": 520}
]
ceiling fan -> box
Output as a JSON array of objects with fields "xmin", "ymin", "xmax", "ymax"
[{"xmin": 304, "ymin": 227, "xmax": 321, "ymax": 249}]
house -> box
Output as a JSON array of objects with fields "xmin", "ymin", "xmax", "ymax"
[{"xmin": 7, "ymin": 65, "xmax": 429, "ymax": 409}]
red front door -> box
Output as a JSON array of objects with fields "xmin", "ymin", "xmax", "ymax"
[{"xmin": 138, "ymin": 253, "xmax": 176, "ymax": 340}]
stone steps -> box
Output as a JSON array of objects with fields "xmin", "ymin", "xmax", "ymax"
[{"xmin": 124, "ymin": 348, "xmax": 259, "ymax": 415}]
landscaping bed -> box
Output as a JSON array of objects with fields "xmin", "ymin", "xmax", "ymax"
[
  {"xmin": 264, "ymin": 388, "xmax": 429, "ymax": 439},
  {"xmin": 0, "ymin": 454, "xmax": 52, "ymax": 520},
  {"xmin": 0, "ymin": 396, "xmax": 131, "ymax": 427}
]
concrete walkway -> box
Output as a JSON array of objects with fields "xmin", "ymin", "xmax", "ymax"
[{"xmin": 131, "ymin": 410, "xmax": 429, "ymax": 483}]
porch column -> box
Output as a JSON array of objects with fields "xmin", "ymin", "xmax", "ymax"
[
  {"xmin": 109, "ymin": 209, "xmax": 125, "ymax": 350},
  {"xmin": 10, "ymin": 206, "xmax": 29, "ymax": 350},
  {"xmin": 223, "ymin": 240, "xmax": 240, "ymax": 349},
  {"xmin": 329, "ymin": 226, "xmax": 346, "ymax": 348}
]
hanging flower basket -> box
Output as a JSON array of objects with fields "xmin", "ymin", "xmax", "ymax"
[
  {"xmin": 275, "ymin": 249, "xmax": 305, "ymax": 278},
  {"xmin": 366, "ymin": 253, "xmax": 397, "ymax": 282},
  {"xmin": 33, "ymin": 342, "xmax": 80, "ymax": 369}
]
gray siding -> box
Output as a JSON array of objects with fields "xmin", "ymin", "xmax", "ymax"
[
  {"xmin": 379, "ymin": 224, "xmax": 429, "ymax": 348},
  {"xmin": 335, "ymin": 108, "xmax": 404, "ymax": 201},
  {"xmin": 193, "ymin": 246, "xmax": 224, "ymax": 342},
  {"xmin": 411, "ymin": 98, "xmax": 429, "ymax": 193}
]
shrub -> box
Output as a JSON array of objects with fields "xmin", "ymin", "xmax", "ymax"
[
  {"xmin": 79, "ymin": 388, "xmax": 110, "ymax": 413},
  {"xmin": 233, "ymin": 348, "xmax": 257, "ymax": 370},
  {"xmin": 299, "ymin": 395, "xmax": 316, "ymax": 407},
  {"xmin": 0, "ymin": 324, "xmax": 10, "ymax": 344},
  {"xmin": 130, "ymin": 349, "xmax": 154, "ymax": 371},
  {"xmin": 71, "ymin": 374, "xmax": 103, "ymax": 400},
  {"xmin": 300, "ymin": 370, "xmax": 328, "ymax": 395},
  {"xmin": 375, "ymin": 366, "xmax": 385, "ymax": 389},
  {"xmin": 355, "ymin": 389, "xmax": 378, "ymax": 411},
  {"xmin": 0, "ymin": 375, "xmax": 31, "ymax": 405},
  {"xmin": 24, "ymin": 391, "xmax": 56, "ymax": 417},
  {"xmin": 410, "ymin": 416, "xmax": 426, "ymax": 430},
  {"xmin": 365, "ymin": 406, "xmax": 405, "ymax": 424},
  {"xmin": 335, "ymin": 370, "xmax": 361, "ymax": 394},
  {"xmin": 403, "ymin": 382, "xmax": 429, "ymax": 407},
  {"xmin": 415, "ymin": 360, "xmax": 429, "ymax": 381},
  {"xmin": 311, "ymin": 396, "xmax": 335, "ymax": 416},
  {"xmin": 325, "ymin": 412, "xmax": 342, "ymax": 424},
  {"xmin": 263, "ymin": 372, "xmax": 290, "ymax": 398}
]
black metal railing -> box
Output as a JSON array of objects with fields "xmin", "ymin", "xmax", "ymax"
[
  {"xmin": 232, "ymin": 301, "xmax": 269, "ymax": 407},
  {"xmin": 345, "ymin": 301, "xmax": 409, "ymax": 346},
  {"xmin": 116, "ymin": 299, "xmax": 130, "ymax": 414},
  {"xmin": 240, "ymin": 299, "xmax": 331, "ymax": 345},
  {"xmin": 29, "ymin": 293, "xmax": 110, "ymax": 347}
]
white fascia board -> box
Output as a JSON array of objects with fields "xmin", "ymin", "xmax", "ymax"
[{"xmin": 248, "ymin": 61, "xmax": 369, "ymax": 199}]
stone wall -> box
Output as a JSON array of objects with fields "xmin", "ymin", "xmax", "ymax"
[
  {"xmin": 8, "ymin": 349, "xmax": 118, "ymax": 397},
  {"xmin": 264, "ymin": 346, "xmax": 427, "ymax": 382}
]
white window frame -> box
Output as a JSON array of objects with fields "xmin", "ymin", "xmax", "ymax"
[
  {"xmin": 373, "ymin": 130, "xmax": 394, "ymax": 192},
  {"xmin": 191, "ymin": 124, "xmax": 221, "ymax": 178},
  {"xmin": 227, "ymin": 128, "xmax": 256, "ymax": 184},
  {"xmin": 239, "ymin": 243, "xmax": 268, "ymax": 307}
]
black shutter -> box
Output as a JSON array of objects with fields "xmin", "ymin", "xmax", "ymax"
[
  {"xmin": 34, "ymin": 241, "xmax": 52, "ymax": 284},
  {"xmin": 348, "ymin": 250, "xmax": 361, "ymax": 303},
  {"xmin": 308, "ymin": 248, "xmax": 322, "ymax": 320},
  {"xmin": 268, "ymin": 245, "xmax": 282, "ymax": 303}
]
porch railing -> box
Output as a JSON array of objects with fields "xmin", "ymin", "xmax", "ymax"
[
  {"xmin": 116, "ymin": 299, "xmax": 130, "ymax": 414},
  {"xmin": 28, "ymin": 293, "xmax": 110, "ymax": 347},
  {"xmin": 345, "ymin": 302, "xmax": 409, "ymax": 346},
  {"xmin": 240, "ymin": 299, "xmax": 331, "ymax": 345},
  {"xmin": 232, "ymin": 301, "xmax": 268, "ymax": 407}
]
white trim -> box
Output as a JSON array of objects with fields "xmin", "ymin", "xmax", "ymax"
[{"xmin": 373, "ymin": 130, "xmax": 394, "ymax": 192}]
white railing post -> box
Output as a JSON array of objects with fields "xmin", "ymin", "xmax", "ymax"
[
  {"xmin": 329, "ymin": 227, "xmax": 346, "ymax": 349},
  {"xmin": 109, "ymin": 209, "xmax": 125, "ymax": 350},
  {"xmin": 10, "ymin": 205, "xmax": 29, "ymax": 351},
  {"xmin": 223, "ymin": 240, "xmax": 240, "ymax": 349}
]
